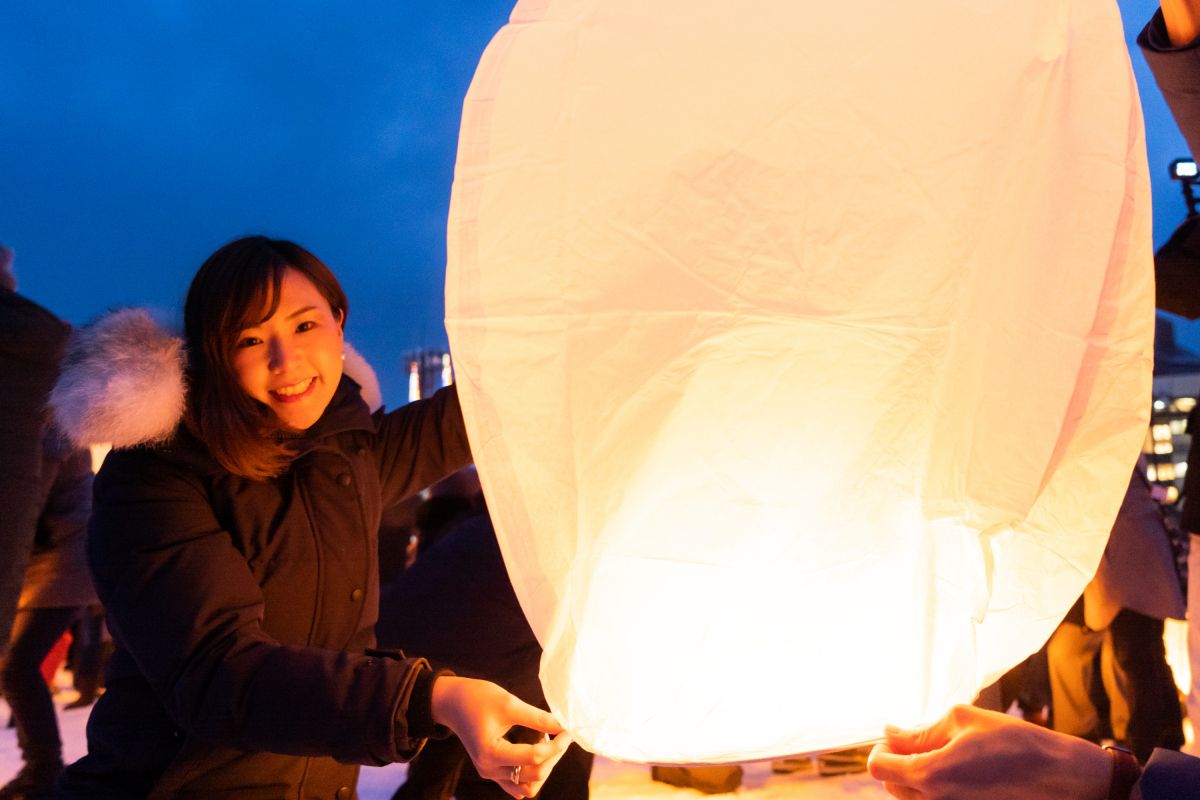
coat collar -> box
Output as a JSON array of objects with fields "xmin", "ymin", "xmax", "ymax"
[
  {"xmin": 291, "ymin": 375, "xmax": 376, "ymax": 454},
  {"xmin": 161, "ymin": 374, "xmax": 377, "ymax": 477}
]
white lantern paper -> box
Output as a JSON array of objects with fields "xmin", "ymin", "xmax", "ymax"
[{"xmin": 445, "ymin": 0, "xmax": 1154, "ymax": 763}]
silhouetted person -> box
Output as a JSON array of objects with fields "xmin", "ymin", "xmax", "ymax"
[
  {"xmin": 0, "ymin": 432, "xmax": 96, "ymax": 800},
  {"xmin": 0, "ymin": 244, "xmax": 71, "ymax": 658}
]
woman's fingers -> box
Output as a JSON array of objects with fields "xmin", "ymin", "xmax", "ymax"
[
  {"xmin": 503, "ymin": 695, "xmax": 565, "ymax": 736},
  {"xmin": 431, "ymin": 676, "xmax": 574, "ymax": 797},
  {"xmin": 496, "ymin": 776, "xmax": 534, "ymax": 800},
  {"xmin": 480, "ymin": 738, "xmax": 564, "ymax": 777},
  {"xmin": 490, "ymin": 733, "xmax": 564, "ymax": 766},
  {"xmin": 481, "ymin": 733, "xmax": 572, "ymax": 788},
  {"xmin": 488, "ymin": 733, "xmax": 573, "ymax": 790}
]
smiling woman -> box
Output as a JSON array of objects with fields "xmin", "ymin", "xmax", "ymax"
[{"xmin": 50, "ymin": 236, "xmax": 572, "ymax": 800}]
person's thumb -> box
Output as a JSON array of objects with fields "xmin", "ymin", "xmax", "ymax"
[
  {"xmin": 883, "ymin": 724, "xmax": 923, "ymax": 755},
  {"xmin": 868, "ymin": 743, "xmax": 917, "ymax": 785},
  {"xmin": 883, "ymin": 714, "xmax": 952, "ymax": 756},
  {"xmin": 505, "ymin": 698, "xmax": 564, "ymax": 737}
]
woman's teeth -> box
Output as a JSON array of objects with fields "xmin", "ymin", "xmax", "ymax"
[{"xmin": 274, "ymin": 378, "xmax": 315, "ymax": 397}]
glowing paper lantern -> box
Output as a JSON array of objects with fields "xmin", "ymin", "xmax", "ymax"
[{"xmin": 445, "ymin": 0, "xmax": 1153, "ymax": 762}]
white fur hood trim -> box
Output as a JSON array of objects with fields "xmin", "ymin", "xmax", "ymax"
[
  {"xmin": 51, "ymin": 309, "xmax": 186, "ymax": 449},
  {"xmin": 51, "ymin": 308, "xmax": 384, "ymax": 449},
  {"xmin": 343, "ymin": 342, "xmax": 382, "ymax": 414}
]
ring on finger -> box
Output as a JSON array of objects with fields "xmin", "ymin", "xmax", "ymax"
[{"xmin": 510, "ymin": 765, "xmax": 522, "ymax": 784}]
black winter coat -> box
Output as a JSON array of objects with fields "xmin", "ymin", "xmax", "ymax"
[
  {"xmin": 0, "ymin": 288, "xmax": 70, "ymax": 651},
  {"xmin": 57, "ymin": 378, "xmax": 472, "ymax": 800}
]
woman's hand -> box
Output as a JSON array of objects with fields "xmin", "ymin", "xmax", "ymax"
[
  {"xmin": 431, "ymin": 675, "xmax": 573, "ymax": 799},
  {"xmin": 867, "ymin": 705, "xmax": 1112, "ymax": 800}
]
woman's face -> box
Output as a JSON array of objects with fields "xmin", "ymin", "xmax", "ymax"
[{"xmin": 232, "ymin": 268, "xmax": 345, "ymax": 431}]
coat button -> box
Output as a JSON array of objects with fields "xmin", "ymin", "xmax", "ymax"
[
  {"xmin": 355, "ymin": 447, "xmax": 367, "ymax": 457},
  {"xmin": 336, "ymin": 787, "xmax": 352, "ymax": 800},
  {"xmin": 351, "ymin": 588, "xmax": 364, "ymax": 602},
  {"xmin": 337, "ymin": 472, "xmax": 352, "ymax": 487}
]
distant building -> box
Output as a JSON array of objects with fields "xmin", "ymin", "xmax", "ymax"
[
  {"xmin": 404, "ymin": 349, "xmax": 454, "ymax": 402},
  {"xmin": 1147, "ymin": 316, "xmax": 1200, "ymax": 507}
]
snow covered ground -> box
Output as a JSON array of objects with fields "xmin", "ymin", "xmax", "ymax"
[{"xmin": 0, "ymin": 689, "xmax": 891, "ymax": 799}]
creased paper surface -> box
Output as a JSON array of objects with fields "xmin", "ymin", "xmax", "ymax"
[{"xmin": 446, "ymin": 0, "xmax": 1153, "ymax": 762}]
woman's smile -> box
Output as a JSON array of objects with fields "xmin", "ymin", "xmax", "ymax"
[{"xmin": 270, "ymin": 377, "xmax": 318, "ymax": 402}]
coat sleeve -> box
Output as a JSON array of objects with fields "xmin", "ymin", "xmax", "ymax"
[
  {"xmin": 373, "ymin": 384, "xmax": 474, "ymax": 507},
  {"xmin": 0, "ymin": 291, "xmax": 70, "ymax": 653},
  {"xmin": 1133, "ymin": 748, "xmax": 1200, "ymax": 799},
  {"xmin": 88, "ymin": 448, "xmax": 439, "ymax": 766},
  {"xmin": 1083, "ymin": 468, "xmax": 1187, "ymax": 628}
]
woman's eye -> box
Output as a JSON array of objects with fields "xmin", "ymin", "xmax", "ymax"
[
  {"xmin": 235, "ymin": 336, "xmax": 262, "ymax": 349},
  {"xmin": 296, "ymin": 320, "xmax": 317, "ymax": 333}
]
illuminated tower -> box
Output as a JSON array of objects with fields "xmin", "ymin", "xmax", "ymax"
[{"xmin": 403, "ymin": 349, "xmax": 455, "ymax": 402}]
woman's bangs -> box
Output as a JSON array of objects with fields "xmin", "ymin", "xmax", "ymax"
[{"xmin": 227, "ymin": 259, "xmax": 288, "ymax": 338}]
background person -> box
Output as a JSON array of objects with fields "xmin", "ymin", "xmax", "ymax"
[
  {"xmin": 0, "ymin": 244, "xmax": 71, "ymax": 660},
  {"xmin": 0, "ymin": 431, "xmax": 96, "ymax": 800},
  {"xmin": 1045, "ymin": 464, "xmax": 1185, "ymax": 764}
]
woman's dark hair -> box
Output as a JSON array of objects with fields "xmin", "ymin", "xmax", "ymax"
[{"xmin": 183, "ymin": 236, "xmax": 348, "ymax": 480}]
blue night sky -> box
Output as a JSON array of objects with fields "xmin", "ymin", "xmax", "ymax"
[{"xmin": 0, "ymin": 0, "xmax": 1195, "ymax": 405}]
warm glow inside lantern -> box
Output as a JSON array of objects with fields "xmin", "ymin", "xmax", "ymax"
[{"xmin": 445, "ymin": 0, "xmax": 1154, "ymax": 763}]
